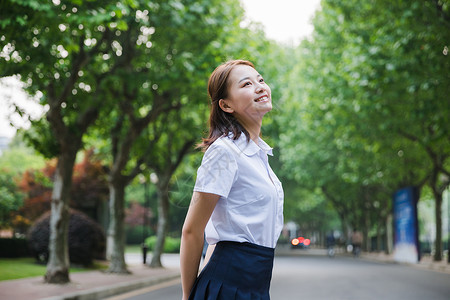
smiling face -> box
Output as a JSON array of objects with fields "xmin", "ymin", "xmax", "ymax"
[{"xmin": 219, "ymin": 64, "xmax": 272, "ymax": 126}]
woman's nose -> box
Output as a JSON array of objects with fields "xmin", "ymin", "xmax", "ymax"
[{"xmin": 255, "ymin": 82, "xmax": 265, "ymax": 93}]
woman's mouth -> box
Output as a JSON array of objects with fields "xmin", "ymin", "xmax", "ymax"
[{"xmin": 254, "ymin": 95, "xmax": 269, "ymax": 102}]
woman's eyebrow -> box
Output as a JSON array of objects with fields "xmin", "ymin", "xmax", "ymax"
[
  {"xmin": 238, "ymin": 76, "xmax": 250, "ymax": 83},
  {"xmin": 238, "ymin": 74, "xmax": 261, "ymax": 83}
]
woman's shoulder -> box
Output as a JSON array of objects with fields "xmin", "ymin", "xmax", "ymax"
[
  {"xmin": 199, "ymin": 135, "xmax": 239, "ymax": 171},
  {"xmin": 204, "ymin": 135, "xmax": 238, "ymax": 157}
]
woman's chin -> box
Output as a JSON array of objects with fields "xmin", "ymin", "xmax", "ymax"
[{"xmin": 257, "ymin": 103, "xmax": 272, "ymax": 115}]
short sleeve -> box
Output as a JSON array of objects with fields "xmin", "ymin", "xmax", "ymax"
[{"xmin": 193, "ymin": 143, "xmax": 238, "ymax": 198}]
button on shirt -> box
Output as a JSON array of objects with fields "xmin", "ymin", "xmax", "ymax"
[{"xmin": 194, "ymin": 133, "xmax": 284, "ymax": 248}]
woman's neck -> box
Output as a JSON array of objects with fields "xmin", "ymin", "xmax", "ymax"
[{"xmin": 239, "ymin": 117, "xmax": 262, "ymax": 143}]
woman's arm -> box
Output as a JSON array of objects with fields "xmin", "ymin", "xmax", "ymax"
[{"xmin": 180, "ymin": 191, "xmax": 220, "ymax": 300}]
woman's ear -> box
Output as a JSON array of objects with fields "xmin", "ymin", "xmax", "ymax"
[{"xmin": 219, "ymin": 99, "xmax": 234, "ymax": 113}]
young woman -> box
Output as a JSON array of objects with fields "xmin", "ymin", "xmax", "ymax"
[{"xmin": 180, "ymin": 60, "xmax": 284, "ymax": 300}]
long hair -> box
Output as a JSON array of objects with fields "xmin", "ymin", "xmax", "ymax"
[{"xmin": 197, "ymin": 60, "xmax": 254, "ymax": 151}]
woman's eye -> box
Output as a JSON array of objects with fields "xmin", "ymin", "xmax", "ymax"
[
  {"xmin": 243, "ymin": 82, "xmax": 251, "ymax": 86},
  {"xmin": 259, "ymin": 78, "xmax": 265, "ymax": 83}
]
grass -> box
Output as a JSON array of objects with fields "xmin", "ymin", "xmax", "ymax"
[
  {"xmin": 0, "ymin": 246, "xmax": 140, "ymax": 281},
  {"xmin": 0, "ymin": 257, "xmax": 107, "ymax": 281}
]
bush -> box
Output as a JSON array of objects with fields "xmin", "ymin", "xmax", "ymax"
[
  {"xmin": 145, "ymin": 236, "xmax": 181, "ymax": 253},
  {"xmin": 0, "ymin": 238, "xmax": 30, "ymax": 258},
  {"xmin": 27, "ymin": 209, "xmax": 106, "ymax": 266}
]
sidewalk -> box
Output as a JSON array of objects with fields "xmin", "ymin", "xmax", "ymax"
[
  {"xmin": 0, "ymin": 254, "xmax": 181, "ymax": 300},
  {"xmin": 359, "ymin": 251, "xmax": 450, "ymax": 274}
]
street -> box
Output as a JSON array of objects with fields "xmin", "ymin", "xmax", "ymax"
[{"xmin": 107, "ymin": 253, "xmax": 450, "ymax": 300}]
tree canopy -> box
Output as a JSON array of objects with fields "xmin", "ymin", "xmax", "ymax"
[{"xmin": 277, "ymin": 0, "xmax": 450, "ymax": 257}]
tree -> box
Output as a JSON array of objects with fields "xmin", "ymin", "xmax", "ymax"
[
  {"xmin": 85, "ymin": 0, "xmax": 248, "ymax": 273},
  {"xmin": 1, "ymin": 0, "xmax": 131, "ymax": 282}
]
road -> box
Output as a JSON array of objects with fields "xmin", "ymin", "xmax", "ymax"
[{"xmin": 107, "ymin": 252, "xmax": 450, "ymax": 300}]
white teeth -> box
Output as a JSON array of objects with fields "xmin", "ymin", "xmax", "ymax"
[{"xmin": 256, "ymin": 96, "xmax": 268, "ymax": 102}]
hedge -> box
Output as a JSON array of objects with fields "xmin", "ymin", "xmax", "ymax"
[{"xmin": 0, "ymin": 238, "xmax": 30, "ymax": 258}]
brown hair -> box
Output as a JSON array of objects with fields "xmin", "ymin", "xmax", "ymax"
[{"xmin": 197, "ymin": 60, "xmax": 254, "ymax": 151}]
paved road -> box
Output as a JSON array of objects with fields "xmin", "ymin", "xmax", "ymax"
[
  {"xmin": 271, "ymin": 255, "xmax": 450, "ymax": 300},
  {"xmin": 107, "ymin": 254, "xmax": 450, "ymax": 300}
]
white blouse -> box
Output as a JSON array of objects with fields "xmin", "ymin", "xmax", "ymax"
[{"xmin": 194, "ymin": 133, "xmax": 284, "ymax": 248}]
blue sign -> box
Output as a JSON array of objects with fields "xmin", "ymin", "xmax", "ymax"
[{"xmin": 393, "ymin": 187, "xmax": 419, "ymax": 263}]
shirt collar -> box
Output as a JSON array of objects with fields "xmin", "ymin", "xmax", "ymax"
[{"xmin": 228, "ymin": 132, "xmax": 273, "ymax": 156}]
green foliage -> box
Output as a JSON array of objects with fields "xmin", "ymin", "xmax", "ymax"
[
  {"xmin": 167, "ymin": 158, "xmax": 202, "ymax": 233},
  {"xmin": 276, "ymin": 0, "xmax": 450, "ymax": 237},
  {"xmin": 21, "ymin": 119, "xmax": 60, "ymax": 159},
  {"xmin": 283, "ymin": 181, "xmax": 341, "ymax": 234},
  {"xmin": 0, "ymin": 0, "xmax": 135, "ymax": 158},
  {"xmin": 0, "ymin": 171, "xmax": 25, "ymax": 228},
  {"xmin": 0, "ymin": 136, "xmax": 44, "ymax": 230},
  {"xmin": 88, "ymin": 0, "xmax": 248, "ymax": 176},
  {"xmin": 125, "ymin": 225, "xmax": 154, "ymax": 245},
  {"xmin": 0, "ymin": 135, "xmax": 46, "ymax": 173},
  {"xmin": 417, "ymin": 186, "xmax": 436, "ymax": 242},
  {"xmin": 145, "ymin": 235, "xmax": 180, "ymax": 253}
]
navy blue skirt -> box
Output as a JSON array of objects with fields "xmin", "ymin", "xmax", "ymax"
[{"xmin": 188, "ymin": 241, "xmax": 275, "ymax": 300}]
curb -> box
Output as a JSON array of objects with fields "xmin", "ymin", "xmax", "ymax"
[
  {"xmin": 39, "ymin": 273, "xmax": 180, "ymax": 300},
  {"xmin": 355, "ymin": 253, "xmax": 450, "ymax": 275}
]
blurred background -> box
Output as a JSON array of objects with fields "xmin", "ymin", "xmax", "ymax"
[{"xmin": 0, "ymin": 0, "xmax": 448, "ymax": 283}]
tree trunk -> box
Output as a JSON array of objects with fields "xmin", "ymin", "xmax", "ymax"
[
  {"xmin": 363, "ymin": 208, "xmax": 370, "ymax": 252},
  {"xmin": 433, "ymin": 188, "xmax": 443, "ymax": 261},
  {"xmin": 385, "ymin": 213, "xmax": 393, "ymax": 254},
  {"xmin": 44, "ymin": 151, "xmax": 77, "ymax": 283},
  {"xmin": 429, "ymin": 166, "xmax": 446, "ymax": 262},
  {"xmin": 106, "ymin": 180, "xmax": 129, "ymax": 273},
  {"xmin": 150, "ymin": 180, "xmax": 169, "ymax": 268},
  {"xmin": 376, "ymin": 217, "xmax": 383, "ymax": 252}
]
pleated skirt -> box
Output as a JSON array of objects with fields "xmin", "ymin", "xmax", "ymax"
[{"xmin": 188, "ymin": 241, "xmax": 275, "ymax": 300}]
